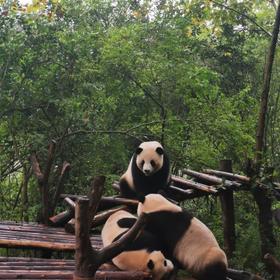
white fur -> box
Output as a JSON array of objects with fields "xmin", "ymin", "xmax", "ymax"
[
  {"xmin": 136, "ymin": 141, "xmax": 164, "ymax": 175},
  {"xmin": 101, "ymin": 210, "xmax": 174, "ymax": 280},
  {"xmin": 101, "ymin": 210, "xmax": 135, "ymax": 246},
  {"xmin": 137, "ymin": 194, "xmax": 228, "ymax": 275},
  {"xmin": 174, "ymin": 218, "xmax": 227, "ymax": 272},
  {"xmin": 137, "ymin": 193, "xmax": 182, "ymax": 216},
  {"xmin": 120, "ymin": 158, "xmax": 134, "ymax": 189}
]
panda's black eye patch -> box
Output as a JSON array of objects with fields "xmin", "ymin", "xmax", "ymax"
[
  {"xmin": 164, "ymin": 260, "xmax": 167, "ymax": 266},
  {"xmin": 150, "ymin": 160, "xmax": 156, "ymax": 167},
  {"xmin": 147, "ymin": 259, "xmax": 154, "ymax": 270},
  {"xmin": 141, "ymin": 160, "xmax": 145, "ymax": 167}
]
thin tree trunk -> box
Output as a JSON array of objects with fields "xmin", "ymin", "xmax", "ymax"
[
  {"xmin": 255, "ymin": 0, "xmax": 280, "ymax": 170},
  {"xmin": 219, "ymin": 160, "xmax": 235, "ymax": 258},
  {"xmin": 253, "ymin": 1, "xmax": 280, "ymax": 275},
  {"xmin": 21, "ymin": 166, "xmax": 32, "ymax": 222}
]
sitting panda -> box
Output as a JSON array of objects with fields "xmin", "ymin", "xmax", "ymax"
[
  {"xmin": 119, "ymin": 141, "xmax": 170, "ymax": 199},
  {"xmin": 101, "ymin": 210, "xmax": 174, "ymax": 280},
  {"xmin": 137, "ymin": 194, "xmax": 228, "ymax": 280}
]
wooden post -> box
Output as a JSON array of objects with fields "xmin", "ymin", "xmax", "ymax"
[
  {"xmin": 74, "ymin": 198, "xmax": 96, "ymax": 280},
  {"xmin": 219, "ymin": 160, "xmax": 235, "ymax": 258}
]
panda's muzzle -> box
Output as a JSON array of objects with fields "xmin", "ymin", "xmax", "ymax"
[{"xmin": 143, "ymin": 169, "xmax": 152, "ymax": 175}]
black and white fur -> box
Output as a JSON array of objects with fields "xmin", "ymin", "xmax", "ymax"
[
  {"xmin": 101, "ymin": 210, "xmax": 174, "ymax": 280},
  {"xmin": 137, "ymin": 194, "xmax": 228, "ymax": 280},
  {"xmin": 119, "ymin": 141, "xmax": 170, "ymax": 199}
]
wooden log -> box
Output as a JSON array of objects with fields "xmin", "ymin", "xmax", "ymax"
[
  {"xmin": 218, "ymin": 160, "xmax": 236, "ymax": 258},
  {"xmin": 0, "ymin": 256, "xmax": 75, "ymax": 263},
  {"xmin": 167, "ymin": 185, "xmax": 194, "ymax": 195},
  {"xmin": 0, "ymin": 271, "xmax": 150, "ymax": 280},
  {"xmin": 112, "ymin": 181, "xmax": 120, "ymax": 192},
  {"xmin": 92, "ymin": 206, "xmax": 128, "ymax": 227},
  {"xmin": 100, "ymin": 197, "xmax": 138, "ymax": 208},
  {"xmin": 64, "ymin": 197, "xmax": 76, "ymax": 210},
  {"xmin": 227, "ymin": 268, "xmax": 265, "ymax": 280},
  {"xmin": 60, "ymin": 194, "xmax": 138, "ymax": 209},
  {"xmin": 0, "ymin": 223, "xmax": 81, "ymax": 235},
  {"xmin": 51, "ymin": 196, "xmax": 137, "ymax": 228},
  {"xmin": 171, "ymin": 175, "xmax": 218, "ymax": 194},
  {"xmin": 264, "ymin": 253, "xmax": 280, "ymax": 273},
  {"xmin": 60, "ymin": 194, "xmax": 87, "ymax": 200},
  {"xmin": 74, "ymin": 198, "xmax": 96, "ymax": 279},
  {"xmin": 51, "ymin": 161, "xmax": 71, "ymax": 215},
  {"xmin": 165, "ymin": 186, "xmax": 206, "ymax": 202},
  {"xmin": 183, "ymin": 169, "xmax": 241, "ymax": 188},
  {"xmin": 0, "ymin": 228, "xmax": 102, "ymax": 251},
  {"xmin": 64, "ymin": 218, "xmax": 75, "ymax": 234},
  {"xmin": 203, "ymin": 169, "xmax": 251, "ymax": 184},
  {"xmin": 74, "ymin": 197, "xmax": 148, "ymax": 279},
  {"xmin": 49, "ymin": 198, "xmax": 76, "ymax": 226},
  {"xmin": 49, "ymin": 210, "xmax": 73, "ymax": 227},
  {"xmin": 88, "ymin": 176, "xmax": 106, "ymax": 228},
  {"xmin": 0, "ymin": 238, "xmax": 76, "ymax": 251}
]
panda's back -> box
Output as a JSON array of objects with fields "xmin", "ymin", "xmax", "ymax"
[
  {"xmin": 174, "ymin": 217, "xmax": 227, "ymax": 273},
  {"xmin": 101, "ymin": 210, "xmax": 134, "ymax": 246}
]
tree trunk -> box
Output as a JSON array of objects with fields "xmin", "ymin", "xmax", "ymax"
[
  {"xmin": 253, "ymin": 1, "xmax": 280, "ymax": 275},
  {"xmin": 219, "ymin": 160, "xmax": 235, "ymax": 258}
]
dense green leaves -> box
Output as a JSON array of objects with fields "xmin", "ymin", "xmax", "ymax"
[{"xmin": 1, "ymin": 0, "xmax": 280, "ymax": 274}]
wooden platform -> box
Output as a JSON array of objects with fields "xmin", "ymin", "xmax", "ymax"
[
  {"xmin": 0, "ymin": 257, "xmax": 151, "ymax": 279},
  {"xmin": 0, "ymin": 222, "xmax": 102, "ymax": 251}
]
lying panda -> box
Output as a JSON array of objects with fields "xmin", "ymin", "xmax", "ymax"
[
  {"xmin": 119, "ymin": 141, "xmax": 170, "ymax": 199},
  {"xmin": 137, "ymin": 194, "xmax": 228, "ymax": 280},
  {"xmin": 101, "ymin": 210, "xmax": 174, "ymax": 280}
]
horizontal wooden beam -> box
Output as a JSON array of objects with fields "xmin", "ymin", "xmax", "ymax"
[
  {"xmin": 171, "ymin": 175, "xmax": 218, "ymax": 194},
  {"xmin": 183, "ymin": 169, "xmax": 241, "ymax": 188},
  {"xmin": 204, "ymin": 169, "xmax": 250, "ymax": 183}
]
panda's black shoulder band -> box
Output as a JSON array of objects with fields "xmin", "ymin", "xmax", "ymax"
[{"xmin": 137, "ymin": 194, "xmax": 145, "ymax": 203}]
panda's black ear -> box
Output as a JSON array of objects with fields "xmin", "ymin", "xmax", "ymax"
[
  {"xmin": 136, "ymin": 147, "xmax": 143, "ymax": 155},
  {"xmin": 147, "ymin": 259, "xmax": 154, "ymax": 270},
  {"xmin": 156, "ymin": 147, "xmax": 164, "ymax": 155}
]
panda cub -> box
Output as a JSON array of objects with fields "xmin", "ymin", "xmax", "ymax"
[
  {"xmin": 137, "ymin": 194, "xmax": 228, "ymax": 280},
  {"xmin": 101, "ymin": 210, "xmax": 174, "ymax": 280},
  {"xmin": 119, "ymin": 141, "xmax": 170, "ymax": 199}
]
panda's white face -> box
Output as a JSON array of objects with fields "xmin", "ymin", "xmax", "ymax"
[
  {"xmin": 136, "ymin": 141, "xmax": 164, "ymax": 176},
  {"xmin": 147, "ymin": 251, "xmax": 174, "ymax": 280}
]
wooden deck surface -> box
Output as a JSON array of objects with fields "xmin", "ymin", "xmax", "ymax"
[
  {"xmin": 0, "ymin": 221, "xmax": 102, "ymax": 251},
  {"xmin": 0, "ymin": 257, "xmax": 151, "ymax": 279}
]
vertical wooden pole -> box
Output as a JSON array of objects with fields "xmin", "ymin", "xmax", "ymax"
[
  {"xmin": 74, "ymin": 198, "xmax": 95, "ymax": 280},
  {"xmin": 219, "ymin": 160, "xmax": 235, "ymax": 258}
]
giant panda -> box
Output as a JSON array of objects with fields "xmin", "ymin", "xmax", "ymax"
[
  {"xmin": 119, "ymin": 141, "xmax": 170, "ymax": 199},
  {"xmin": 137, "ymin": 194, "xmax": 228, "ymax": 280},
  {"xmin": 101, "ymin": 210, "xmax": 174, "ymax": 280}
]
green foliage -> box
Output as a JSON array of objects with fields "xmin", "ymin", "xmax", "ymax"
[{"xmin": 0, "ymin": 0, "xmax": 280, "ymax": 274}]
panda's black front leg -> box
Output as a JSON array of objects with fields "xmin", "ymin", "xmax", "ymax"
[{"xmin": 119, "ymin": 179, "xmax": 137, "ymax": 199}]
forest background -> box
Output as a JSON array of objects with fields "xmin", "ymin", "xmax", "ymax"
[{"xmin": 0, "ymin": 0, "xmax": 280, "ymax": 278}]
